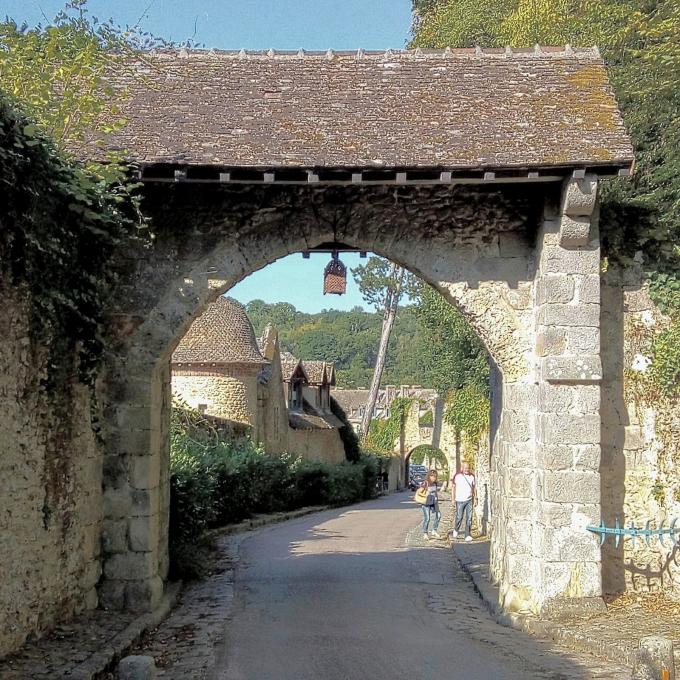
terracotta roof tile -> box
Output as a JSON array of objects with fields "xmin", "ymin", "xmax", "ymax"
[
  {"xmin": 94, "ymin": 48, "xmax": 633, "ymax": 170},
  {"xmin": 172, "ymin": 296, "xmax": 265, "ymax": 365},
  {"xmin": 301, "ymin": 360, "xmax": 327, "ymax": 385}
]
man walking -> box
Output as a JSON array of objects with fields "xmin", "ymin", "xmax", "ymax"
[{"xmin": 451, "ymin": 462, "xmax": 475, "ymax": 542}]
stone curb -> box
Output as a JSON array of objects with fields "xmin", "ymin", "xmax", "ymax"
[
  {"xmin": 450, "ymin": 540, "xmax": 637, "ymax": 670},
  {"xmin": 203, "ymin": 504, "xmax": 331, "ymax": 542},
  {"xmin": 69, "ymin": 583, "xmax": 181, "ymax": 680}
]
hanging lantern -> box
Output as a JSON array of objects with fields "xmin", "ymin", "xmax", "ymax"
[{"xmin": 323, "ymin": 252, "xmax": 347, "ymax": 295}]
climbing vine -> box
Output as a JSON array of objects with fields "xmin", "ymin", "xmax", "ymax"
[
  {"xmin": 366, "ymin": 397, "xmax": 413, "ymax": 453},
  {"xmin": 0, "ymin": 94, "xmax": 143, "ymax": 388},
  {"xmin": 443, "ymin": 385, "xmax": 489, "ymax": 443}
]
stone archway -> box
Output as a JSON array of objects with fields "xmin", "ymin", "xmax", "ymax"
[{"xmin": 100, "ymin": 176, "xmax": 606, "ymax": 616}]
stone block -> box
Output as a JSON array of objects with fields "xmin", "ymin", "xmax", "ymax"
[
  {"xmin": 119, "ymin": 655, "xmax": 157, "ymax": 680},
  {"xmin": 130, "ymin": 486, "xmax": 161, "ymax": 517},
  {"xmin": 104, "ymin": 486, "xmax": 133, "ymax": 519},
  {"xmin": 624, "ymin": 426, "xmax": 647, "ymax": 451},
  {"xmin": 539, "ymin": 445, "xmax": 572, "ymax": 471},
  {"xmin": 538, "ymin": 413, "xmax": 601, "ymax": 446},
  {"xmin": 543, "ymin": 470, "xmax": 600, "ymax": 504},
  {"xmin": 104, "ymin": 552, "xmax": 158, "ymax": 581},
  {"xmin": 98, "ymin": 577, "xmax": 127, "ymax": 609},
  {"xmin": 541, "ymin": 560, "xmax": 601, "ymax": 600},
  {"xmin": 577, "ymin": 275, "xmax": 600, "ymax": 304},
  {"xmin": 102, "ymin": 519, "xmax": 128, "ymax": 554},
  {"xmin": 502, "ymin": 382, "xmax": 537, "ymax": 404},
  {"xmin": 536, "ymin": 328, "xmax": 567, "ymax": 357},
  {"xmin": 508, "ymin": 442, "xmax": 534, "ymax": 468},
  {"xmin": 129, "ymin": 515, "xmax": 160, "ymax": 553},
  {"xmin": 573, "ymin": 445, "xmax": 600, "ymax": 471},
  {"xmin": 538, "ymin": 383, "xmax": 575, "ymax": 412},
  {"xmin": 506, "ymin": 521, "xmax": 533, "ymax": 552},
  {"xmin": 542, "ymin": 247, "xmax": 600, "ymax": 276},
  {"xmin": 565, "ymin": 326, "xmax": 600, "ymax": 354},
  {"xmin": 502, "ymin": 412, "xmax": 531, "ymax": 443},
  {"xmin": 507, "ymin": 468, "xmax": 533, "ymax": 498},
  {"xmin": 129, "ymin": 455, "xmax": 161, "ymax": 490},
  {"xmin": 536, "ymin": 276, "xmax": 575, "ymax": 305},
  {"xmin": 506, "ymin": 554, "xmax": 533, "ymax": 588},
  {"xmin": 538, "ymin": 303, "xmax": 600, "ymax": 328},
  {"xmin": 125, "ymin": 576, "xmax": 164, "ymax": 612},
  {"xmin": 540, "ymin": 501, "xmax": 572, "ymax": 528},
  {"xmin": 541, "ymin": 356, "xmax": 602, "ymax": 384},
  {"xmin": 632, "ymin": 636, "xmax": 675, "ymax": 680},
  {"xmin": 559, "ymin": 216, "xmax": 592, "ymax": 247},
  {"xmin": 506, "ymin": 498, "xmax": 533, "ymax": 521},
  {"xmin": 562, "ymin": 176, "xmax": 598, "ymax": 217}
]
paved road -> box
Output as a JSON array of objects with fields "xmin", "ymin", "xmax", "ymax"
[{"xmin": 212, "ymin": 493, "xmax": 628, "ymax": 680}]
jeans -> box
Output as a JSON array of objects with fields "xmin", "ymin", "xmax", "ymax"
[
  {"xmin": 421, "ymin": 502, "xmax": 441, "ymax": 533},
  {"xmin": 455, "ymin": 499, "xmax": 473, "ymax": 537}
]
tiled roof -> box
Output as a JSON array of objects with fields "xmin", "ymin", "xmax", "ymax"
[
  {"xmin": 94, "ymin": 47, "xmax": 633, "ymax": 170},
  {"xmin": 172, "ymin": 296, "xmax": 265, "ymax": 365},
  {"xmin": 289, "ymin": 404, "xmax": 344, "ymax": 430},
  {"xmin": 281, "ymin": 352, "xmax": 306, "ymax": 382},
  {"xmin": 301, "ymin": 360, "xmax": 332, "ymax": 385},
  {"xmin": 332, "ymin": 389, "xmax": 369, "ymax": 412}
]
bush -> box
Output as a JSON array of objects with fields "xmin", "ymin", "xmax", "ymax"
[{"xmin": 169, "ymin": 403, "xmax": 383, "ymax": 578}]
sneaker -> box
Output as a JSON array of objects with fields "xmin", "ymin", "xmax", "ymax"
[
  {"xmin": 465, "ymin": 535, "xmax": 473, "ymax": 542},
  {"xmin": 432, "ymin": 530, "xmax": 441, "ymax": 539},
  {"xmin": 451, "ymin": 530, "xmax": 458, "ymax": 538},
  {"xmin": 423, "ymin": 533, "xmax": 430, "ymax": 540}
]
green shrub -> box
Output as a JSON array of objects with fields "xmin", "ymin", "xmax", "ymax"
[{"xmin": 168, "ymin": 402, "xmax": 384, "ymax": 579}]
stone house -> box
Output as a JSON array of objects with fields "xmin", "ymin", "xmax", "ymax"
[
  {"xmin": 172, "ymin": 296, "xmax": 267, "ymax": 433},
  {"xmin": 172, "ymin": 297, "xmax": 345, "ymax": 463},
  {"xmin": 281, "ymin": 354, "xmax": 346, "ymax": 464}
]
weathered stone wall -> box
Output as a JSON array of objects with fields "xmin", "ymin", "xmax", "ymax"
[
  {"xmin": 288, "ymin": 428, "xmax": 346, "ymax": 464},
  {"xmin": 601, "ymin": 269, "xmax": 680, "ymax": 596},
  {"xmin": 257, "ymin": 346, "xmax": 289, "ymax": 456},
  {"xmin": 0, "ymin": 291, "xmax": 102, "ymax": 657},
  {"xmin": 171, "ymin": 366, "xmax": 259, "ymax": 428}
]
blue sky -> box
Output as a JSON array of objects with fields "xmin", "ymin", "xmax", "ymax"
[{"xmin": 4, "ymin": 0, "xmax": 414, "ymax": 312}]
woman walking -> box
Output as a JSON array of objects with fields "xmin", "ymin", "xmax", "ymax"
[{"xmin": 420, "ymin": 469, "xmax": 441, "ymax": 540}]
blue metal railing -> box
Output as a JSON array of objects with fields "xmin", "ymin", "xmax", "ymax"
[{"xmin": 587, "ymin": 518, "xmax": 680, "ymax": 548}]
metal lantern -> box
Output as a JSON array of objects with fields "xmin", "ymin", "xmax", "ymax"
[{"xmin": 323, "ymin": 252, "xmax": 347, "ymax": 295}]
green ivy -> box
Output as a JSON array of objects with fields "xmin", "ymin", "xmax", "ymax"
[
  {"xmin": 409, "ymin": 444, "xmax": 448, "ymax": 469},
  {"xmin": 444, "ymin": 385, "xmax": 489, "ymax": 443},
  {"xmin": 367, "ymin": 397, "xmax": 413, "ymax": 453},
  {"xmin": 0, "ymin": 93, "xmax": 143, "ymax": 389}
]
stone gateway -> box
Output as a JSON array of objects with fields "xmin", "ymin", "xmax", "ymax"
[{"xmin": 0, "ymin": 47, "xmax": 640, "ymax": 656}]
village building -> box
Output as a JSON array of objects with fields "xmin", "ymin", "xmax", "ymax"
[
  {"xmin": 171, "ymin": 296, "xmax": 267, "ymax": 432},
  {"xmin": 282, "ymin": 354, "xmax": 346, "ymax": 464},
  {"xmin": 333, "ymin": 385, "xmax": 438, "ymax": 434},
  {"xmin": 171, "ymin": 297, "xmax": 345, "ymax": 463}
]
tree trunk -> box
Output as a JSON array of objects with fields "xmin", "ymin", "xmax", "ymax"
[{"xmin": 361, "ymin": 264, "xmax": 405, "ymax": 442}]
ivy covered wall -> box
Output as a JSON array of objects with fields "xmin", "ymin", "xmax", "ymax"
[{"xmin": 0, "ymin": 95, "xmax": 140, "ymax": 656}]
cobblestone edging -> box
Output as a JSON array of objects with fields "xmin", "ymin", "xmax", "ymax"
[
  {"xmin": 0, "ymin": 505, "xmax": 329, "ymax": 679},
  {"xmin": 451, "ymin": 539, "xmax": 680, "ymax": 672},
  {"xmin": 0, "ymin": 585, "xmax": 179, "ymax": 680}
]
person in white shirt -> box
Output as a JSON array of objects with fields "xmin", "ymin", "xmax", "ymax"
[{"xmin": 451, "ymin": 462, "xmax": 475, "ymax": 542}]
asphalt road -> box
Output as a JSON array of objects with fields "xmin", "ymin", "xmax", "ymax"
[{"xmin": 212, "ymin": 492, "xmax": 629, "ymax": 680}]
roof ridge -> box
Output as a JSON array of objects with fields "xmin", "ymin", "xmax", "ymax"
[{"xmin": 155, "ymin": 45, "xmax": 601, "ymax": 61}]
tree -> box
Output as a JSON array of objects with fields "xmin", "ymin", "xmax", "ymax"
[{"xmin": 352, "ymin": 257, "xmax": 418, "ymax": 439}]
